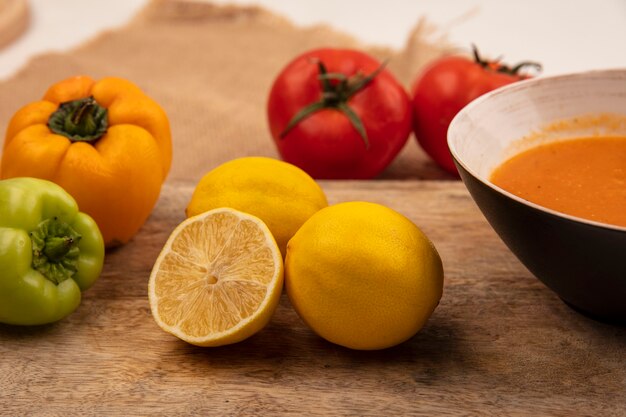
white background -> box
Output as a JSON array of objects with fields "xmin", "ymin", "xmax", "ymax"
[{"xmin": 1, "ymin": 0, "xmax": 625, "ymax": 79}]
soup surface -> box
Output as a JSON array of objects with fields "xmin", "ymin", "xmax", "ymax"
[{"xmin": 490, "ymin": 136, "xmax": 626, "ymax": 227}]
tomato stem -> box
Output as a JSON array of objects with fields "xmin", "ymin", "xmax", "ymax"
[
  {"xmin": 279, "ymin": 59, "xmax": 388, "ymax": 148},
  {"xmin": 471, "ymin": 44, "xmax": 542, "ymax": 77}
]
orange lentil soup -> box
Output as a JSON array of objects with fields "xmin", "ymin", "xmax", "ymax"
[{"xmin": 490, "ymin": 136, "xmax": 626, "ymax": 227}]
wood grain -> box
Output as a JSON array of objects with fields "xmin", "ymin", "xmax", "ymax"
[{"xmin": 1, "ymin": 180, "xmax": 624, "ymax": 416}]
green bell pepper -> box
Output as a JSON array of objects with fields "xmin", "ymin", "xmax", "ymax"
[{"xmin": 0, "ymin": 177, "xmax": 104, "ymax": 325}]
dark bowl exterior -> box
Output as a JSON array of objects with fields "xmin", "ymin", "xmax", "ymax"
[{"xmin": 454, "ymin": 159, "xmax": 626, "ymax": 323}]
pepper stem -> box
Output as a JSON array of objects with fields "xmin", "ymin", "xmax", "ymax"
[
  {"xmin": 48, "ymin": 96, "xmax": 108, "ymax": 143},
  {"xmin": 43, "ymin": 236, "xmax": 77, "ymax": 262},
  {"xmin": 30, "ymin": 218, "xmax": 82, "ymax": 285}
]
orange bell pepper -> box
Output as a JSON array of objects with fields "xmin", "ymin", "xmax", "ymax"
[{"xmin": 1, "ymin": 76, "xmax": 172, "ymax": 247}]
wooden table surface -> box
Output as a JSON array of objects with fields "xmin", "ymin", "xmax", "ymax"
[{"xmin": 1, "ymin": 180, "xmax": 625, "ymax": 416}]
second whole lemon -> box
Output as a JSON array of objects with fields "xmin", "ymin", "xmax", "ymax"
[
  {"xmin": 186, "ymin": 157, "xmax": 328, "ymax": 256},
  {"xmin": 285, "ymin": 201, "xmax": 444, "ymax": 350}
]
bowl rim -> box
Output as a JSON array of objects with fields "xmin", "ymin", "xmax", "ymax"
[{"xmin": 447, "ymin": 68, "xmax": 626, "ymax": 233}]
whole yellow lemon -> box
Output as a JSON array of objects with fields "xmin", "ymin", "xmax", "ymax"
[
  {"xmin": 285, "ymin": 201, "xmax": 443, "ymax": 350},
  {"xmin": 186, "ymin": 157, "xmax": 328, "ymax": 256}
]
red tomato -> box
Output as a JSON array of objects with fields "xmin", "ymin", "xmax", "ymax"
[
  {"xmin": 267, "ymin": 48, "xmax": 412, "ymax": 179},
  {"xmin": 411, "ymin": 47, "xmax": 540, "ymax": 175}
]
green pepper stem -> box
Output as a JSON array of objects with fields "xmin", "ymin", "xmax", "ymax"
[
  {"xmin": 30, "ymin": 218, "xmax": 82, "ymax": 285},
  {"xmin": 43, "ymin": 236, "xmax": 76, "ymax": 262},
  {"xmin": 48, "ymin": 96, "xmax": 108, "ymax": 143}
]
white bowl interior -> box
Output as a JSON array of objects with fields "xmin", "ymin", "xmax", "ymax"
[{"xmin": 448, "ymin": 69, "xmax": 626, "ymax": 181}]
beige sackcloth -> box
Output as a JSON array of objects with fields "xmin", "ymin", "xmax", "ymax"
[{"xmin": 0, "ymin": 0, "xmax": 455, "ymax": 182}]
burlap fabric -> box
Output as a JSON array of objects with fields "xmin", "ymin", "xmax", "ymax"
[{"xmin": 0, "ymin": 0, "xmax": 455, "ymax": 182}]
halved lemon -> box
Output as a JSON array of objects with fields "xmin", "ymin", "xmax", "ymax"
[{"xmin": 148, "ymin": 208, "xmax": 284, "ymax": 346}]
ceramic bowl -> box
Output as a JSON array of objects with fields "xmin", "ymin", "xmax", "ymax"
[{"xmin": 447, "ymin": 69, "xmax": 626, "ymax": 323}]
